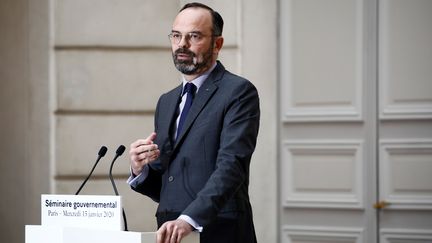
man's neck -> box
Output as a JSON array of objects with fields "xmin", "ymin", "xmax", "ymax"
[
  {"xmin": 183, "ymin": 61, "xmax": 217, "ymax": 81},
  {"xmin": 183, "ymin": 74, "xmax": 200, "ymax": 81}
]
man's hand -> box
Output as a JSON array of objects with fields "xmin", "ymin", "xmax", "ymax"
[
  {"xmin": 129, "ymin": 132, "xmax": 160, "ymax": 175},
  {"xmin": 157, "ymin": 219, "xmax": 193, "ymax": 243}
]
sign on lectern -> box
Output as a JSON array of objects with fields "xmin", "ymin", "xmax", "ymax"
[{"xmin": 41, "ymin": 194, "xmax": 122, "ymax": 230}]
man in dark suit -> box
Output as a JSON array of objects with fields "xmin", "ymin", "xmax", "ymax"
[{"xmin": 128, "ymin": 2, "xmax": 260, "ymax": 243}]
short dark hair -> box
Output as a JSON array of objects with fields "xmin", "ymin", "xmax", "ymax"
[{"xmin": 180, "ymin": 2, "xmax": 224, "ymax": 36}]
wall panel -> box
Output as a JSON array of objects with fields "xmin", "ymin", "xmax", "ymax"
[
  {"xmin": 380, "ymin": 140, "xmax": 432, "ymax": 209},
  {"xmin": 281, "ymin": 140, "xmax": 364, "ymax": 208},
  {"xmin": 379, "ymin": 0, "xmax": 432, "ymax": 119},
  {"xmin": 281, "ymin": 0, "xmax": 363, "ymax": 121},
  {"xmin": 55, "ymin": 115, "xmax": 153, "ymax": 176}
]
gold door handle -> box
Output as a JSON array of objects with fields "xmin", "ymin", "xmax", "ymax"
[{"xmin": 373, "ymin": 200, "xmax": 390, "ymax": 209}]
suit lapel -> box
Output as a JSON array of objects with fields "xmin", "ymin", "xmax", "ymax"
[
  {"xmin": 156, "ymin": 85, "xmax": 182, "ymax": 169},
  {"xmin": 165, "ymin": 85, "xmax": 182, "ymax": 129},
  {"xmin": 159, "ymin": 85, "xmax": 182, "ymax": 144}
]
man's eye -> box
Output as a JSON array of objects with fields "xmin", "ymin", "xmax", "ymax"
[
  {"xmin": 172, "ymin": 33, "xmax": 181, "ymax": 39},
  {"xmin": 190, "ymin": 33, "xmax": 201, "ymax": 40}
]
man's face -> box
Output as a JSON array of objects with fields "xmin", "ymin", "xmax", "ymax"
[{"xmin": 170, "ymin": 8, "xmax": 218, "ymax": 76}]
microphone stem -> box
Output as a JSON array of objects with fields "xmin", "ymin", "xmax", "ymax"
[
  {"xmin": 108, "ymin": 153, "xmax": 128, "ymax": 231},
  {"xmin": 75, "ymin": 155, "xmax": 101, "ymax": 195},
  {"xmin": 122, "ymin": 208, "xmax": 128, "ymax": 231},
  {"xmin": 108, "ymin": 155, "xmax": 119, "ymax": 196}
]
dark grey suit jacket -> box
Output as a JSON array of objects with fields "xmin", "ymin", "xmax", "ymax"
[{"xmin": 133, "ymin": 61, "xmax": 260, "ymax": 242}]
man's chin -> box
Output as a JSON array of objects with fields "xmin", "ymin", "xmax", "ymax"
[{"xmin": 175, "ymin": 64, "xmax": 197, "ymax": 75}]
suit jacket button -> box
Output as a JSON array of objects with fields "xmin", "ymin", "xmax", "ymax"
[{"xmin": 168, "ymin": 176, "xmax": 174, "ymax": 182}]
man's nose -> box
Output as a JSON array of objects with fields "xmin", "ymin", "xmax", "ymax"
[{"xmin": 178, "ymin": 35, "xmax": 190, "ymax": 48}]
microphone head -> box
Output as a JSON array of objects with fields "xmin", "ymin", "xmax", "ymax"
[
  {"xmin": 98, "ymin": 146, "xmax": 108, "ymax": 157},
  {"xmin": 116, "ymin": 145, "xmax": 126, "ymax": 156}
]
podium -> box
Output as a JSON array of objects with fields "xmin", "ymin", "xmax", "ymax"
[
  {"xmin": 25, "ymin": 225, "xmax": 199, "ymax": 243},
  {"xmin": 26, "ymin": 194, "xmax": 199, "ymax": 243}
]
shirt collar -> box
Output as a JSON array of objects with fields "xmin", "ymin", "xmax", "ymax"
[{"xmin": 181, "ymin": 63, "xmax": 217, "ymax": 93}]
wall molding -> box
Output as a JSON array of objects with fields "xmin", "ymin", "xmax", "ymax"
[
  {"xmin": 380, "ymin": 104, "xmax": 432, "ymax": 120},
  {"xmin": 281, "ymin": 140, "xmax": 364, "ymax": 209},
  {"xmin": 381, "ymin": 228, "xmax": 432, "ymax": 243},
  {"xmin": 282, "ymin": 225, "xmax": 364, "ymax": 243},
  {"xmin": 380, "ymin": 139, "xmax": 432, "ymax": 210}
]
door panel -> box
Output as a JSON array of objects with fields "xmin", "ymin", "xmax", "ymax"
[
  {"xmin": 280, "ymin": 0, "xmax": 363, "ymax": 122},
  {"xmin": 279, "ymin": 0, "xmax": 377, "ymax": 242},
  {"xmin": 378, "ymin": 0, "xmax": 432, "ymax": 241}
]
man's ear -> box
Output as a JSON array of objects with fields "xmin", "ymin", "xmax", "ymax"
[{"xmin": 213, "ymin": 36, "xmax": 224, "ymax": 55}]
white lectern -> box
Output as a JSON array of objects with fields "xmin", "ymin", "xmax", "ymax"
[
  {"xmin": 26, "ymin": 194, "xmax": 199, "ymax": 243},
  {"xmin": 25, "ymin": 225, "xmax": 199, "ymax": 243}
]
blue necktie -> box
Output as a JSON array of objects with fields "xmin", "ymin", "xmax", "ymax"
[{"xmin": 177, "ymin": 82, "xmax": 196, "ymax": 140}]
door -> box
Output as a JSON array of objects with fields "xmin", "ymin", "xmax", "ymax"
[
  {"xmin": 279, "ymin": 0, "xmax": 432, "ymax": 242},
  {"xmin": 377, "ymin": 0, "xmax": 432, "ymax": 242}
]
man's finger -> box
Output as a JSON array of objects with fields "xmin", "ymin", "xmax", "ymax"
[
  {"xmin": 170, "ymin": 225, "xmax": 178, "ymax": 243},
  {"xmin": 134, "ymin": 144, "xmax": 157, "ymax": 156},
  {"xmin": 145, "ymin": 132, "xmax": 157, "ymax": 142},
  {"xmin": 174, "ymin": 227, "xmax": 182, "ymax": 243},
  {"xmin": 131, "ymin": 132, "xmax": 157, "ymax": 148},
  {"xmin": 164, "ymin": 223, "xmax": 173, "ymax": 243},
  {"xmin": 157, "ymin": 225, "xmax": 166, "ymax": 243}
]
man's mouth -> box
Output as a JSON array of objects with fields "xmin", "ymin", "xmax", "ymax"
[{"xmin": 176, "ymin": 53, "xmax": 192, "ymax": 60}]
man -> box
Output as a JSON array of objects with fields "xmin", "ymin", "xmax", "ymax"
[{"xmin": 128, "ymin": 2, "xmax": 260, "ymax": 243}]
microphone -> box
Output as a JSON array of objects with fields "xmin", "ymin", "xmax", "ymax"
[
  {"xmin": 108, "ymin": 145, "xmax": 128, "ymax": 231},
  {"xmin": 109, "ymin": 145, "xmax": 125, "ymax": 195},
  {"xmin": 75, "ymin": 146, "xmax": 108, "ymax": 195}
]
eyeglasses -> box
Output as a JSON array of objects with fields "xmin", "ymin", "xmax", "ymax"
[{"xmin": 168, "ymin": 32, "xmax": 215, "ymax": 45}]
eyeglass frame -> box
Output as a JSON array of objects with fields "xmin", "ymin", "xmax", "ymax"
[{"xmin": 168, "ymin": 31, "xmax": 220, "ymax": 45}]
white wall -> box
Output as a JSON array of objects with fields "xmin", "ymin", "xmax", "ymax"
[{"xmin": 0, "ymin": 0, "xmax": 51, "ymax": 242}]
